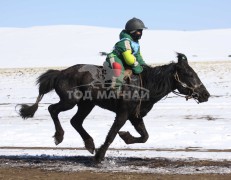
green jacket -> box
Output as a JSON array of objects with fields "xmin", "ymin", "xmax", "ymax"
[{"xmin": 113, "ymin": 30, "xmax": 146, "ymax": 66}]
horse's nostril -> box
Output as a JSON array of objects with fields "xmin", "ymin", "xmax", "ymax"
[{"xmin": 204, "ymin": 91, "xmax": 210, "ymax": 98}]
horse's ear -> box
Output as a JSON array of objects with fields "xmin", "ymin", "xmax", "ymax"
[{"xmin": 176, "ymin": 52, "xmax": 188, "ymax": 64}]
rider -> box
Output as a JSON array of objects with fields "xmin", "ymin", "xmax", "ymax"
[{"xmin": 104, "ymin": 17, "xmax": 148, "ymax": 89}]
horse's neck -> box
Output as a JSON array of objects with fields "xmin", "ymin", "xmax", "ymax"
[{"xmin": 142, "ymin": 64, "xmax": 175, "ymax": 101}]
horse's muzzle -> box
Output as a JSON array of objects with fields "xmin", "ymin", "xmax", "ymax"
[{"xmin": 198, "ymin": 90, "xmax": 210, "ymax": 103}]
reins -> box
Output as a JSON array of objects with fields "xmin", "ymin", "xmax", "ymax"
[{"xmin": 172, "ymin": 72, "xmax": 202, "ymax": 104}]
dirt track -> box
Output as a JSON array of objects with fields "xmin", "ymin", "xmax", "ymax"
[
  {"xmin": 1, "ymin": 154, "xmax": 231, "ymax": 179},
  {"xmin": 1, "ymin": 167, "xmax": 231, "ymax": 180}
]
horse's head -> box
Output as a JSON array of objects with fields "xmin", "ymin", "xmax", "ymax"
[{"xmin": 173, "ymin": 53, "xmax": 210, "ymax": 103}]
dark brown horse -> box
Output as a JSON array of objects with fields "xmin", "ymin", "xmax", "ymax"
[{"xmin": 19, "ymin": 53, "xmax": 210, "ymax": 163}]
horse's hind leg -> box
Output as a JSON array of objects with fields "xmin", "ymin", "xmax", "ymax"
[
  {"xmin": 70, "ymin": 102, "xmax": 95, "ymax": 154},
  {"xmin": 48, "ymin": 101, "xmax": 75, "ymax": 145},
  {"xmin": 118, "ymin": 118, "xmax": 149, "ymax": 144}
]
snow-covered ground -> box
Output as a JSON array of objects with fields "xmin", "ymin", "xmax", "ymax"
[
  {"xmin": 0, "ymin": 26, "xmax": 231, "ymax": 169},
  {"xmin": 0, "ymin": 61, "xmax": 230, "ymax": 161}
]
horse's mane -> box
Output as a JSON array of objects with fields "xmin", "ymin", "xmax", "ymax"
[{"xmin": 142, "ymin": 62, "xmax": 176, "ymax": 98}]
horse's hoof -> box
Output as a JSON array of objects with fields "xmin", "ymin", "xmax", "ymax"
[
  {"xmin": 88, "ymin": 148, "xmax": 95, "ymax": 154},
  {"xmin": 84, "ymin": 138, "xmax": 95, "ymax": 154},
  {"xmin": 118, "ymin": 131, "xmax": 130, "ymax": 139},
  {"xmin": 54, "ymin": 138, "xmax": 59, "ymax": 145},
  {"xmin": 53, "ymin": 136, "xmax": 63, "ymax": 145},
  {"xmin": 53, "ymin": 132, "xmax": 64, "ymax": 145},
  {"xmin": 94, "ymin": 149, "xmax": 105, "ymax": 163},
  {"xmin": 94, "ymin": 155, "xmax": 103, "ymax": 164},
  {"xmin": 118, "ymin": 131, "xmax": 133, "ymax": 144}
]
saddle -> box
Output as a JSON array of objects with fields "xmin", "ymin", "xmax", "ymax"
[
  {"xmin": 101, "ymin": 67, "xmax": 135, "ymax": 90},
  {"xmin": 124, "ymin": 69, "xmax": 133, "ymax": 81}
]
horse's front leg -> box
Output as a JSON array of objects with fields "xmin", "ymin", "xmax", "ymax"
[
  {"xmin": 95, "ymin": 111, "xmax": 128, "ymax": 163},
  {"xmin": 118, "ymin": 117, "xmax": 149, "ymax": 144}
]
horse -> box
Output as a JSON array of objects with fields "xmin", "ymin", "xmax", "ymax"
[{"xmin": 18, "ymin": 53, "xmax": 210, "ymax": 163}]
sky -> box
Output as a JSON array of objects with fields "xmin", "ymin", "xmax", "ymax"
[{"xmin": 0, "ymin": 0, "xmax": 231, "ymax": 30}]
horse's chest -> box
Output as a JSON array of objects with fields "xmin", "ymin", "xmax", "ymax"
[{"xmin": 139, "ymin": 102, "xmax": 155, "ymax": 117}]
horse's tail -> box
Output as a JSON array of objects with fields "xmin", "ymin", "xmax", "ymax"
[{"xmin": 19, "ymin": 69, "xmax": 61, "ymax": 119}]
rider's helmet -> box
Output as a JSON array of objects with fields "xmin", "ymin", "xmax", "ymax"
[{"xmin": 125, "ymin": 17, "xmax": 147, "ymax": 31}]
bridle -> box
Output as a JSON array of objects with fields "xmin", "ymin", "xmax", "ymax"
[{"xmin": 172, "ymin": 72, "xmax": 202, "ymax": 103}]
